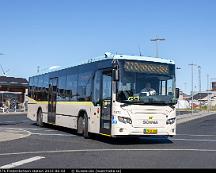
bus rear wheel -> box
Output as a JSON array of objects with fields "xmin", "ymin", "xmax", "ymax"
[{"xmin": 37, "ymin": 109, "xmax": 44, "ymax": 127}]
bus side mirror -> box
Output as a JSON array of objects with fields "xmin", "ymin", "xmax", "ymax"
[
  {"xmin": 113, "ymin": 69, "xmax": 119, "ymax": 81},
  {"xmin": 175, "ymin": 88, "xmax": 180, "ymax": 99}
]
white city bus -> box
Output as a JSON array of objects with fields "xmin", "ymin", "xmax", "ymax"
[{"xmin": 27, "ymin": 52, "xmax": 179, "ymax": 138}]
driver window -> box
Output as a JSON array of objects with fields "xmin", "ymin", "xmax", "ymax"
[
  {"xmin": 167, "ymin": 79, "xmax": 173, "ymax": 95},
  {"xmin": 160, "ymin": 81, "xmax": 167, "ymax": 95}
]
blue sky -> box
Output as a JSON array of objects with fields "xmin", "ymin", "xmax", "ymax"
[{"xmin": 0, "ymin": 0, "xmax": 216, "ymax": 94}]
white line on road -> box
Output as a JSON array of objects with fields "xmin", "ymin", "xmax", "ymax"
[
  {"xmin": 177, "ymin": 134, "xmax": 216, "ymax": 137},
  {"xmin": 44, "ymin": 130, "xmax": 56, "ymax": 132},
  {"xmin": 0, "ymin": 156, "xmax": 45, "ymax": 169},
  {"xmin": 0, "ymin": 127, "xmax": 38, "ymax": 130},
  {"xmin": 0, "ymin": 121, "xmax": 15, "ymax": 123},
  {"xmin": 31, "ymin": 132, "xmax": 76, "ymax": 136},
  {"xmin": 172, "ymin": 138, "xmax": 216, "ymax": 142},
  {"xmin": 1, "ymin": 148, "xmax": 216, "ymax": 157},
  {"xmin": 21, "ymin": 128, "xmax": 42, "ymax": 131},
  {"xmin": 146, "ymin": 137, "xmax": 216, "ymax": 142}
]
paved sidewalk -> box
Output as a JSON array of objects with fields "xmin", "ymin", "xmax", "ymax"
[
  {"xmin": 176, "ymin": 111, "xmax": 216, "ymax": 124},
  {"xmin": 0, "ymin": 112, "xmax": 27, "ymax": 115}
]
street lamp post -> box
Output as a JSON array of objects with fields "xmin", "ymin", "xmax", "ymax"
[
  {"xmin": 176, "ymin": 67, "xmax": 181, "ymax": 90},
  {"xmin": 198, "ymin": 66, "xmax": 201, "ymax": 92},
  {"xmin": 150, "ymin": 36, "xmax": 165, "ymax": 58},
  {"xmin": 189, "ymin": 63, "xmax": 197, "ymax": 115},
  {"xmin": 176, "ymin": 67, "xmax": 181, "ymax": 114}
]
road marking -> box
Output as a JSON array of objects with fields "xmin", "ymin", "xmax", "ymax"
[
  {"xmin": 0, "ymin": 128, "xmax": 31, "ymax": 142},
  {"xmin": 172, "ymin": 138, "xmax": 216, "ymax": 142},
  {"xmin": 44, "ymin": 130, "xmax": 56, "ymax": 132},
  {"xmin": 177, "ymin": 134, "xmax": 216, "ymax": 137},
  {"xmin": 141, "ymin": 137, "xmax": 216, "ymax": 142},
  {"xmin": 0, "ymin": 127, "xmax": 38, "ymax": 130},
  {"xmin": 1, "ymin": 148, "xmax": 216, "ymax": 157},
  {"xmin": 1, "ymin": 121, "xmax": 15, "ymax": 123},
  {"xmin": 0, "ymin": 156, "xmax": 45, "ymax": 169},
  {"xmin": 31, "ymin": 132, "xmax": 76, "ymax": 136},
  {"xmin": 22, "ymin": 128, "xmax": 42, "ymax": 131}
]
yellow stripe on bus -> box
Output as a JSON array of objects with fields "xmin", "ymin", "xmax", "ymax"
[
  {"xmin": 28, "ymin": 100, "xmax": 93, "ymax": 106},
  {"xmin": 56, "ymin": 102, "xmax": 93, "ymax": 106},
  {"xmin": 100, "ymin": 133, "xmax": 111, "ymax": 137}
]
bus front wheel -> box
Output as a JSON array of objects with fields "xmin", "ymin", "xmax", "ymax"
[
  {"xmin": 37, "ymin": 109, "xmax": 44, "ymax": 127},
  {"xmin": 77, "ymin": 113, "xmax": 89, "ymax": 138}
]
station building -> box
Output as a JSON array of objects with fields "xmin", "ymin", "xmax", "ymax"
[{"xmin": 0, "ymin": 76, "xmax": 28, "ymax": 112}]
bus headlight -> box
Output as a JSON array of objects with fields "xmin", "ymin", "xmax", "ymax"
[
  {"xmin": 166, "ymin": 118, "xmax": 176, "ymax": 125},
  {"xmin": 118, "ymin": 116, "xmax": 132, "ymax": 124}
]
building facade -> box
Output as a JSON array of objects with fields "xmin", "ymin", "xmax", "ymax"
[{"xmin": 0, "ymin": 76, "xmax": 28, "ymax": 112}]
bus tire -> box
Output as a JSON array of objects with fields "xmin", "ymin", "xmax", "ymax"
[
  {"xmin": 77, "ymin": 116, "xmax": 84, "ymax": 135},
  {"xmin": 83, "ymin": 113, "xmax": 89, "ymax": 139},
  {"xmin": 77, "ymin": 113, "xmax": 89, "ymax": 138},
  {"xmin": 37, "ymin": 109, "xmax": 44, "ymax": 127}
]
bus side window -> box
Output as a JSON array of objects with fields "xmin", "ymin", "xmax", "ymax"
[
  {"xmin": 78, "ymin": 71, "xmax": 93, "ymax": 101},
  {"xmin": 66, "ymin": 73, "xmax": 78, "ymax": 101}
]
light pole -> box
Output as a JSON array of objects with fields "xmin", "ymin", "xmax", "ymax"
[
  {"xmin": 189, "ymin": 63, "xmax": 197, "ymax": 115},
  {"xmin": 150, "ymin": 36, "xmax": 165, "ymax": 58},
  {"xmin": 198, "ymin": 66, "xmax": 201, "ymax": 92},
  {"xmin": 176, "ymin": 67, "xmax": 181, "ymax": 90},
  {"xmin": 176, "ymin": 67, "xmax": 181, "ymax": 113},
  {"xmin": 197, "ymin": 65, "xmax": 201, "ymax": 110}
]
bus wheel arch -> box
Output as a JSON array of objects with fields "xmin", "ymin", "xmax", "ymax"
[
  {"xmin": 37, "ymin": 107, "xmax": 44, "ymax": 127},
  {"xmin": 77, "ymin": 110, "xmax": 89, "ymax": 138}
]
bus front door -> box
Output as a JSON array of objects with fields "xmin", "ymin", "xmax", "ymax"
[
  {"xmin": 48, "ymin": 78, "xmax": 58, "ymax": 124},
  {"xmin": 100, "ymin": 70, "xmax": 112, "ymax": 135}
]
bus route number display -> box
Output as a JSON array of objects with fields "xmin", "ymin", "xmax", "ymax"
[{"xmin": 124, "ymin": 61, "xmax": 169, "ymax": 74}]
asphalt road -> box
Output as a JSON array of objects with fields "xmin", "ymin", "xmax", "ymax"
[{"xmin": 0, "ymin": 113, "xmax": 216, "ymax": 169}]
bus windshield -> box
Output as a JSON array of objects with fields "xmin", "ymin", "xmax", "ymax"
[{"xmin": 116, "ymin": 60, "xmax": 176, "ymax": 105}]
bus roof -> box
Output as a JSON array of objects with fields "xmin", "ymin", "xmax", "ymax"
[
  {"xmin": 103, "ymin": 52, "xmax": 175, "ymax": 64},
  {"xmin": 31, "ymin": 52, "xmax": 175, "ymax": 78}
]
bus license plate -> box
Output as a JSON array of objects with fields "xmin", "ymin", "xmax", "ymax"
[{"xmin": 144, "ymin": 129, "xmax": 157, "ymax": 134}]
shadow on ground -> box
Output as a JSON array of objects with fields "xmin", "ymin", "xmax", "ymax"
[{"xmin": 38, "ymin": 123, "xmax": 173, "ymax": 145}]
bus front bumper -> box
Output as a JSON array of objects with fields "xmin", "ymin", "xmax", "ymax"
[{"xmin": 111, "ymin": 124, "xmax": 176, "ymax": 137}]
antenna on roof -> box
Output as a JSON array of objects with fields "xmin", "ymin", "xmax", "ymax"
[
  {"xmin": 138, "ymin": 45, "xmax": 142, "ymax": 56},
  {"xmin": 104, "ymin": 52, "xmax": 112, "ymax": 58}
]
